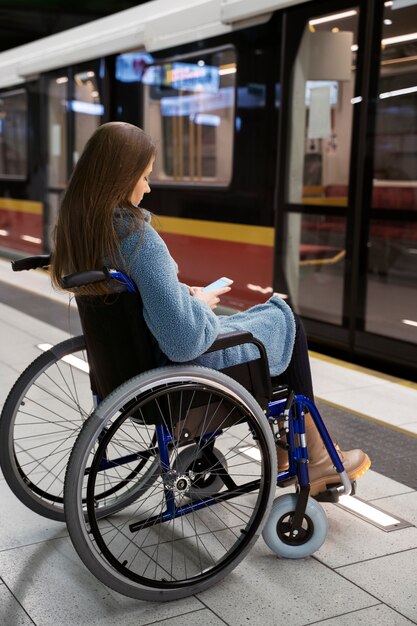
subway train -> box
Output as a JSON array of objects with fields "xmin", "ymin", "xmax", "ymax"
[{"xmin": 0, "ymin": 0, "xmax": 416, "ymax": 376}]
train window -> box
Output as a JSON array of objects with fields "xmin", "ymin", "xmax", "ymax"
[
  {"xmin": 287, "ymin": 212, "xmax": 347, "ymax": 325},
  {"xmin": 286, "ymin": 11, "xmax": 359, "ymax": 208},
  {"xmin": 366, "ymin": 2, "xmax": 417, "ymax": 343},
  {"xmin": 73, "ymin": 69, "xmax": 103, "ymax": 166},
  {"xmin": 141, "ymin": 47, "xmax": 236, "ymax": 186},
  {"xmin": 284, "ymin": 8, "xmax": 359, "ymax": 324},
  {"xmin": 372, "ymin": 2, "xmax": 417, "ymax": 210},
  {"xmin": 48, "ymin": 76, "xmax": 68, "ymax": 189},
  {"xmin": 0, "ymin": 89, "xmax": 27, "ymax": 179}
]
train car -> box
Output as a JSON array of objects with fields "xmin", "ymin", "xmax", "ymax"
[{"xmin": 0, "ymin": 0, "xmax": 416, "ymax": 376}]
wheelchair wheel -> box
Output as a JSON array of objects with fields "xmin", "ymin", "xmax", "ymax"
[
  {"xmin": 64, "ymin": 365, "xmax": 276, "ymax": 601},
  {"xmin": 0, "ymin": 336, "xmax": 159, "ymax": 522},
  {"xmin": 172, "ymin": 444, "xmax": 227, "ymax": 499},
  {"xmin": 262, "ymin": 494, "xmax": 328, "ymax": 558}
]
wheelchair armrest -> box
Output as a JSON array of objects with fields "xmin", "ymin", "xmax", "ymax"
[
  {"xmin": 206, "ymin": 330, "xmax": 267, "ymax": 362},
  {"xmin": 12, "ymin": 254, "xmax": 51, "ymax": 271},
  {"xmin": 206, "ymin": 331, "xmax": 272, "ymax": 408},
  {"xmin": 60, "ymin": 270, "xmax": 108, "ymax": 289}
]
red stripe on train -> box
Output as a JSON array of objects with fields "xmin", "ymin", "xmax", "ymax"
[
  {"xmin": 159, "ymin": 232, "xmax": 274, "ymax": 310},
  {"xmin": 0, "ymin": 209, "xmax": 43, "ymax": 254}
]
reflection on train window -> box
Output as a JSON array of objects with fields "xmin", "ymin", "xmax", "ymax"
[
  {"xmin": 366, "ymin": 220, "xmax": 417, "ymax": 343},
  {"xmin": 73, "ymin": 70, "xmax": 103, "ymax": 166},
  {"xmin": 372, "ymin": 2, "xmax": 417, "ymax": 210},
  {"xmin": 285, "ymin": 212, "xmax": 346, "ymax": 324},
  {"xmin": 284, "ymin": 8, "xmax": 358, "ymax": 325},
  {"xmin": 366, "ymin": 2, "xmax": 417, "ymax": 344},
  {"xmin": 142, "ymin": 48, "xmax": 236, "ymax": 185},
  {"xmin": 287, "ymin": 10, "xmax": 359, "ymax": 207},
  {"xmin": 48, "ymin": 76, "xmax": 68, "ymax": 189},
  {"xmin": 0, "ymin": 90, "xmax": 27, "ymax": 179}
]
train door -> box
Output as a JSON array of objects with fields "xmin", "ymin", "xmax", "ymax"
[
  {"xmin": 275, "ymin": 0, "xmax": 417, "ymax": 371},
  {"xmin": 45, "ymin": 62, "xmax": 103, "ymax": 250},
  {"xmin": 357, "ymin": 0, "xmax": 417, "ymax": 370},
  {"xmin": 274, "ymin": 1, "xmax": 368, "ymax": 357},
  {"xmin": 275, "ymin": 1, "xmax": 361, "ymax": 335}
]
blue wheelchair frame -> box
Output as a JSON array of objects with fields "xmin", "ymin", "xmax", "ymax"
[{"xmin": 100, "ymin": 268, "xmax": 352, "ymax": 535}]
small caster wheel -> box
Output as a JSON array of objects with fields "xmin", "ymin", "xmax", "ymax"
[
  {"xmin": 262, "ymin": 493, "xmax": 328, "ymax": 558},
  {"xmin": 173, "ymin": 444, "xmax": 227, "ymax": 499}
]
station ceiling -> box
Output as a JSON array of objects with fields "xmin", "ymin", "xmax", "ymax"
[{"xmin": 0, "ymin": 0, "xmax": 150, "ymax": 52}]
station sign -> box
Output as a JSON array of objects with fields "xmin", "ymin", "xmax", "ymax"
[
  {"xmin": 116, "ymin": 53, "xmax": 220, "ymax": 93},
  {"xmin": 144, "ymin": 63, "xmax": 220, "ymax": 93}
]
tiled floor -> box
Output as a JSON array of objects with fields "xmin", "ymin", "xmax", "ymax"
[{"xmin": 1, "ymin": 259, "xmax": 417, "ymax": 625}]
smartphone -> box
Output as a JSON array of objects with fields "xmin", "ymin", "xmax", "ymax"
[{"xmin": 203, "ymin": 277, "xmax": 234, "ymax": 292}]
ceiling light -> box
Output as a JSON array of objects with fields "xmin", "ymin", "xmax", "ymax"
[
  {"xmin": 384, "ymin": 18, "xmax": 393, "ymax": 24},
  {"xmin": 402, "ymin": 319, "xmax": 417, "ymax": 327},
  {"xmin": 219, "ymin": 67, "xmax": 237, "ymax": 75},
  {"xmin": 382, "ymin": 31, "xmax": 417, "ymax": 45},
  {"xmin": 309, "ymin": 10, "xmax": 357, "ymax": 26},
  {"xmin": 68, "ymin": 100, "xmax": 104, "ymax": 115},
  {"xmin": 379, "ymin": 85, "xmax": 417, "ymax": 98}
]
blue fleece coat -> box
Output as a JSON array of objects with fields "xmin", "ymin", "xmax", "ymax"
[{"xmin": 115, "ymin": 211, "xmax": 296, "ymax": 376}]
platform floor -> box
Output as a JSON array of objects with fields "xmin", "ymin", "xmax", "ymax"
[{"xmin": 0, "ymin": 258, "xmax": 416, "ymax": 626}]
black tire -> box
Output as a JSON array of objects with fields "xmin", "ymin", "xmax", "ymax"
[
  {"xmin": 64, "ymin": 365, "xmax": 276, "ymax": 601},
  {"xmin": 0, "ymin": 336, "xmax": 89, "ymax": 521},
  {"xmin": 0, "ymin": 336, "xmax": 159, "ymax": 522}
]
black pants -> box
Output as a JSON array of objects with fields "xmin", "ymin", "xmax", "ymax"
[{"xmin": 271, "ymin": 314, "xmax": 314, "ymax": 400}]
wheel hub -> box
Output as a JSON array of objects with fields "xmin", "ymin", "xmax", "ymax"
[
  {"xmin": 277, "ymin": 513, "xmax": 313, "ymax": 545},
  {"xmin": 163, "ymin": 470, "xmax": 192, "ymax": 495},
  {"xmin": 175, "ymin": 476, "xmax": 191, "ymax": 493}
]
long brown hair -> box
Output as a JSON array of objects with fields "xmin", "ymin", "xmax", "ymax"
[{"xmin": 51, "ymin": 122, "xmax": 156, "ymax": 292}]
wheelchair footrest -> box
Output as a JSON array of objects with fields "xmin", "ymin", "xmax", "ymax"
[
  {"xmin": 313, "ymin": 480, "xmax": 357, "ymax": 503},
  {"xmin": 277, "ymin": 475, "xmax": 297, "ymax": 488}
]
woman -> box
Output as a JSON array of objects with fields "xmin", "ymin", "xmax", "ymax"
[{"xmin": 51, "ymin": 121, "xmax": 370, "ymax": 496}]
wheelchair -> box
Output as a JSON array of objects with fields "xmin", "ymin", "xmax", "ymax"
[{"xmin": 0, "ymin": 255, "xmax": 354, "ymax": 602}]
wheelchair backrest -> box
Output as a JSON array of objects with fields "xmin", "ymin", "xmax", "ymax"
[{"xmin": 75, "ymin": 291, "xmax": 158, "ymax": 400}]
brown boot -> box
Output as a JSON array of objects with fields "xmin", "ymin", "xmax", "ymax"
[
  {"xmin": 271, "ymin": 424, "xmax": 289, "ymax": 471},
  {"xmin": 276, "ymin": 441, "xmax": 289, "ymax": 472},
  {"xmin": 305, "ymin": 412, "xmax": 371, "ymax": 496}
]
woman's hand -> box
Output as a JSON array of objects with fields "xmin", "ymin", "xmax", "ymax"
[{"xmin": 191, "ymin": 286, "xmax": 231, "ymax": 310}]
